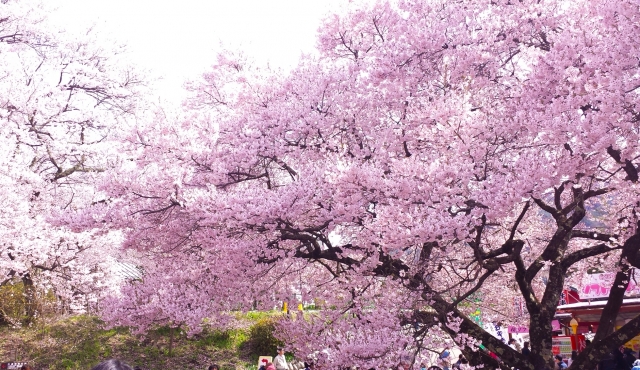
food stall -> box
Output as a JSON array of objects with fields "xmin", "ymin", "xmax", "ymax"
[
  {"xmin": 556, "ymin": 298, "xmax": 640, "ymax": 352},
  {"xmin": 554, "ymin": 270, "xmax": 640, "ymax": 353}
]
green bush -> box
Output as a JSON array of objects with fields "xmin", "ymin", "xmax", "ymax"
[
  {"xmin": 0, "ymin": 281, "xmax": 28, "ymax": 325},
  {"xmin": 246, "ymin": 317, "xmax": 282, "ymax": 358},
  {"xmin": 0, "ymin": 277, "xmax": 59, "ymax": 327}
]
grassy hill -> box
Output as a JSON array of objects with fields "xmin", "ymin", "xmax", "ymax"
[{"xmin": 0, "ymin": 313, "xmax": 285, "ymax": 370}]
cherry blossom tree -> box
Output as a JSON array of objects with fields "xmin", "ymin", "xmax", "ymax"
[
  {"xmin": 68, "ymin": 0, "xmax": 640, "ymax": 369},
  {"xmin": 0, "ymin": 0, "xmax": 144, "ymax": 322}
]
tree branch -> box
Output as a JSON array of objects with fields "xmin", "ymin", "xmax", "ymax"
[
  {"xmin": 508, "ymin": 202, "xmax": 530, "ymax": 242},
  {"xmin": 532, "ymin": 196, "xmax": 558, "ymax": 217},
  {"xmin": 562, "ymin": 243, "xmax": 620, "ymax": 270},
  {"xmin": 570, "ymin": 230, "xmax": 616, "ymax": 242}
]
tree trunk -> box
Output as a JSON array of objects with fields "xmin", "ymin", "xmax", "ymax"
[
  {"xmin": 168, "ymin": 325, "xmax": 174, "ymax": 356},
  {"xmin": 21, "ymin": 273, "xmax": 36, "ymax": 325},
  {"xmin": 528, "ymin": 312, "xmax": 556, "ymax": 370}
]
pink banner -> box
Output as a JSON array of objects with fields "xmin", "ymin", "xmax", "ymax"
[
  {"xmin": 580, "ymin": 269, "xmax": 640, "ymax": 299},
  {"xmin": 508, "ymin": 325, "xmax": 529, "ymax": 333}
]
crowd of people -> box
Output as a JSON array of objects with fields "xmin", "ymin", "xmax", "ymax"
[
  {"xmin": 83, "ymin": 346, "xmax": 299, "ymax": 370},
  {"xmin": 14, "ymin": 343, "xmax": 640, "ymax": 370},
  {"xmin": 596, "ymin": 348, "xmax": 640, "ymax": 370},
  {"xmin": 508, "ymin": 336, "xmax": 640, "ymax": 370},
  {"xmin": 257, "ymin": 347, "xmax": 296, "ymax": 370},
  {"xmin": 418, "ymin": 340, "xmax": 640, "ymax": 370}
]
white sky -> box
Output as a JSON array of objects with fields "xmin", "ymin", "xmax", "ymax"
[{"xmin": 49, "ymin": 0, "xmax": 346, "ymax": 101}]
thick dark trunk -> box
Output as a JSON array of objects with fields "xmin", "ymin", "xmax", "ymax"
[
  {"xmin": 593, "ymin": 268, "xmax": 630, "ymax": 342},
  {"xmin": 21, "ymin": 273, "xmax": 36, "ymax": 325},
  {"xmin": 528, "ymin": 312, "xmax": 556, "ymax": 370},
  {"xmin": 0, "ymin": 311, "xmax": 8, "ymax": 325},
  {"xmin": 593, "ymin": 231, "xmax": 640, "ymax": 343},
  {"xmin": 522, "ymin": 230, "xmax": 570, "ymax": 369}
]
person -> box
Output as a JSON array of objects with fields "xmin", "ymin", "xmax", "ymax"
[
  {"xmin": 632, "ymin": 359, "xmax": 640, "ymax": 370},
  {"xmin": 208, "ymin": 365, "xmax": 220, "ymax": 370},
  {"xmin": 555, "ymin": 355, "xmax": 567, "ymax": 370},
  {"xmin": 398, "ymin": 354, "xmax": 412, "ymax": 370},
  {"xmin": 452, "ymin": 355, "xmax": 468, "ymax": 370},
  {"xmin": 274, "ymin": 348, "xmax": 288, "ymax": 370},
  {"xmin": 266, "ymin": 362, "xmax": 276, "ymax": 370},
  {"xmin": 613, "ymin": 348, "xmax": 626, "ymax": 370},
  {"xmin": 521, "ymin": 342, "xmax": 530, "ymax": 357},
  {"xmin": 568, "ymin": 351, "xmax": 578, "ymax": 367},
  {"xmin": 91, "ymin": 359, "xmax": 134, "ymax": 370},
  {"xmin": 420, "ymin": 363, "xmax": 427, "ymax": 370},
  {"xmin": 508, "ymin": 338, "xmax": 522, "ymax": 352},
  {"xmin": 599, "ymin": 352, "xmax": 618, "ymax": 370},
  {"xmin": 440, "ymin": 347, "xmax": 452, "ymax": 370},
  {"xmin": 624, "ymin": 348, "xmax": 637, "ymax": 369}
]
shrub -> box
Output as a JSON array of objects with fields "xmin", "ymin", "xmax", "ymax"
[
  {"xmin": 246, "ymin": 317, "xmax": 283, "ymax": 358},
  {"xmin": 0, "ymin": 277, "xmax": 59, "ymax": 327}
]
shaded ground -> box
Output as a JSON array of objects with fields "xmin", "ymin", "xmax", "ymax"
[{"xmin": 0, "ymin": 314, "xmax": 280, "ymax": 370}]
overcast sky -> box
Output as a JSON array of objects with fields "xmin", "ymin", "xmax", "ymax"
[{"xmin": 49, "ymin": 0, "xmax": 345, "ymax": 100}]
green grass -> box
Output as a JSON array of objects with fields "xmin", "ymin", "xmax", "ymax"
[{"xmin": 0, "ymin": 313, "xmax": 292, "ymax": 370}]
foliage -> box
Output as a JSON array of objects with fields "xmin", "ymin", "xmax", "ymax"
[
  {"xmin": 0, "ymin": 280, "xmax": 29, "ymax": 326},
  {"xmin": 3, "ymin": 0, "xmax": 640, "ymax": 369},
  {"xmin": 0, "ymin": 0, "xmax": 144, "ymax": 316},
  {"xmin": 0, "ymin": 279, "xmax": 58, "ymax": 327},
  {"xmin": 66, "ymin": 0, "xmax": 640, "ymax": 369},
  {"xmin": 246, "ymin": 317, "xmax": 283, "ymax": 360}
]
